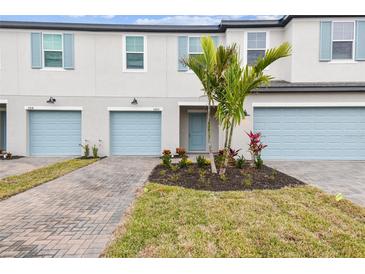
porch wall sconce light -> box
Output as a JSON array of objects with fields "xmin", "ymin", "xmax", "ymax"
[
  {"xmin": 243, "ymin": 109, "xmax": 250, "ymax": 117},
  {"xmin": 131, "ymin": 98, "xmax": 138, "ymax": 105},
  {"xmin": 46, "ymin": 97, "xmax": 56, "ymax": 104}
]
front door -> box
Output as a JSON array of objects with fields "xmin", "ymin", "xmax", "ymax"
[{"xmin": 188, "ymin": 112, "xmax": 207, "ymax": 152}]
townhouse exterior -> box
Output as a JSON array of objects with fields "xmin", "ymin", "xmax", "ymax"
[{"xmin": 1, "ymin": 15, "xmax": 365, "ymax": 160}]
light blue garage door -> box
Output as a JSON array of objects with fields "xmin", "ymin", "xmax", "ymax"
[
  {"xmin": 254, "ymin": 107, "xmax": 365, "ymax": 160},
  {"xmin": 110, "ymin": 111, "xmax": 161, "ymax": 155},
  {"xmin": 29, "ymin": 111, "xmax": 81, "ymax": 156}
]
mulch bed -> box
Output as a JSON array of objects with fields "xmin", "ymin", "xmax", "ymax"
[
  {"xmin": 0, "ymin": 155, "xmax": 24, "ymax": 160},
  {"xmin": 148, "ymin": 163, "xmax": 305, "ymax": 191}
]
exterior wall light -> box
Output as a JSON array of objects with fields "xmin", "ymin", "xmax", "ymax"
[{"xmin": 46, "ymin": 97, "xmax": 56, "ymax": 104}]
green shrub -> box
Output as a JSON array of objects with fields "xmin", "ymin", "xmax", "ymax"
[
  {"xmin": 161, "ymin": 149, "xmax": 172, "ymax": 168},
  {"xmin": 169, "ymin": 174, "xmax": 179, "ymax": 182},
  {"xmin": 186, "ymin": 166, "xmax": 195, "ymax": 174},
  {"xmin": 254, "ymin": 155, "xmax": 264, "ymax": 169},
  {"xmin": 178, "ymin": 155, "xmax": 189, "ymax": 168},
  {"xmin": 198, "ymin": 169, "xmax": 207, "ymax": 184},
  {"xmin": 269, "ymin": 169, "xmax": 277, "ymax": 181},
  {"xmin": 159, "ymin": 170, "xmax": 167, "ymax": 176},
  {"xmin": 92, "ymin": 145, "xmax": 99, "ymax": 158},
  {"xmin": 243, "ymin": 174, "xmax": 253, "ymax": 187},
  {"xmin": 236, "ymin": 155, "xmax": 245, "ymax": 169},
  {"xmin": 196, "ymin": 155, "xmax": 209, "ymax": 168},
  {"xmin": 215, "ymin": 150, "xmax": 225, "ymax": 169},
  {"xmin": 80, "ymin": 143, "xmax": 90, "ymax": 158},
  {"xmin": 219, "ymin": 173, "xmax": 228, "ymax": 182}
]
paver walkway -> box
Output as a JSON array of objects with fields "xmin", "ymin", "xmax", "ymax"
[
  {"xmin": 0, "ymin": 157, "xmax": 159, "ymax": 257},
  {"xmin": 266, "ymin": 161, "xmax": 365, "ymax": 207},
  {"xmin": 0, "ymin": 157, "xmax": 70, "ymax": 179}
]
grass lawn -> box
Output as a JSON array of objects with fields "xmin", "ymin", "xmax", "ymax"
[
  {"xmin": 105, "ymin": 183, "xmax": 365, "ymax": 258},
  {"xmin": 0, "ymin": 158, "xmax": 98, "ymax": 200}
]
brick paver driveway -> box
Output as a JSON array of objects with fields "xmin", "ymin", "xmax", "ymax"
[
  {"xmin": 0, "ymin": 157, "xmax": 70, "ymax": 179},
  {"xmin": 266, "ymin": 161, "xmax": 365, "ymax": 207},
  {"xmin": 0, "ymin": 157, "xmax": 159, "ymax": 257}
]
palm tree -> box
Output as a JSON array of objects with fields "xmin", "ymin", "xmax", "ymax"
[
  {"xmin": 217, "ymin": 42, "xmax": 292, "ymax": 174},
  {"xmin": 183, "ymin": 37, "xmax": 236, "ymax": 173}
]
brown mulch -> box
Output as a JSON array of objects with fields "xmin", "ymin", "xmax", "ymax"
[
  {"xmin": 148, "ymin": 163, "xmax": 306, "ymax": 191},
  {"xmin": 0, "ymin": 155, "xmax": 24, "ymax": 160}
]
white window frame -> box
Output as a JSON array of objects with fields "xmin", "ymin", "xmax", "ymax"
[
  {"xmin": 123, "ymin": 35, "xmax": 147, "ymax": 72},
  {"xmin": 244, "ymin": 31, "xmax": 269, "ymax": 66},
  {"xmin": 188, "ymin": 36, "xmax": 204, "ymax": 57},
  {"xmin": 184, "ymin": 35, "xmax": 203, "ymax": 73},
  {"xmin": 330, "ymin": 21, "xmax": 356, "ymax": 62},
  {"xmin": 42, "ymin": 32, "xmax": 64, "ymax": 70}
]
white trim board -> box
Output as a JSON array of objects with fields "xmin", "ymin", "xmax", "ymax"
[
  {"xmin": 107, "ymin": 107, "xmax": 163, "ymax": 111},
  {"xmin": 178, "ymin": 102, "xmax": 209, "ymax": 106},
  {"xmin": 187, "ymin": 109, "xmax": 208, "ymax": 113},
  {"xmin": 24, "ymin": 106, "xmax": 83, "ymax": 111},
  {"xmin": 0, "ymin": 99, "xmax": 8, "ymax": 104},
  {"xmin": 252, "ymin": 102, "xmax": 365, "ymax": 107}
]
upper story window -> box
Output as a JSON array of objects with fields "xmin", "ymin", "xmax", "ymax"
[
  {"xmin": 332, "ymin": 22, "xmax": 355, "ymax": 60},
  {"xmin": 188, "ymin": 37, "xmax": 203, "ymax": 58},
  {"xmin": 43, "ymin": 34, "xmax": 63, "ymax": 68},
  {"xmin": 247, "ymin": 32, "xmax": 266, "ymax": 65},
  {"xmin": 124, "ymin": 36, "xmax": 145, "ymax": 71}
]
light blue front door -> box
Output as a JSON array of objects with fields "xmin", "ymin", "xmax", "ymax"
[
  {"xmin": 29, "ymin": 111, "xmax": 81, "ymax": 156},
  {"xmin": 189, "ymin": 112, "xmax": 207, "ymax": 151},
  {"xmin": 110, "ymin": 111, "xmax": 161, "ymax": 155},
  {"xmin": 254, "ymin": 107, "xmax": 365, "ymax": 160}
]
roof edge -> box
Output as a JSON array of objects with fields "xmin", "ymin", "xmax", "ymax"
[
  {"xmin": 1, "ymin": 15, "xmax": 365, "ymax": 32},
  {"xmin": 0, "ymin": 21, "xmax": 223, "ymax": 33}
]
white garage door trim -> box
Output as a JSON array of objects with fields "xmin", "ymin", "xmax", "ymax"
[
  {"xmin": 25, "ymin": 106, "xmax": 83, "ymax": 111},
  {"xmin": 108, "ymin": 107, "xmax": 163, "ymax": 111}
]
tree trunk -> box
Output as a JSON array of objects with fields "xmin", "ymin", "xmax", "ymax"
[
  {"xmin": 207, "ymin": 100, "xmax": 217, "ymax": 174},
  {"xmin": 219, "ymin": 120, "xmax": 234, "ymax": 175},
  {"xmin": 224, "ymin": 127, "xmax": 229, "ymax": 149}
]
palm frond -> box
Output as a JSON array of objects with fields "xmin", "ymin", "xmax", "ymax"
[{"xmin": 254, "ymin": 42, "xmax": 292, "ymax": 73}]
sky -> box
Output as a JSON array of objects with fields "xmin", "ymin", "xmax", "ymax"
[{"xmin": 0, "ymin": 15, "xmax": 282, "ymax": 25}]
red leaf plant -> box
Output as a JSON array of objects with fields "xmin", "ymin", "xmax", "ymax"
[{"xmin": 246, "ymin": 131, "xmax": 267, "ymax": 168}]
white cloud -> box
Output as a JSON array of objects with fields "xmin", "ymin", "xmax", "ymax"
[
  {"xmin": 101, "ymin": 15, "xmax": 115, "ymax": 19},
  {"xmin": 66, "ymin": 15, "xmax": 87, "ymax": 18},
  {"xmin": 135, "ymin": 15, "xmax": 282, "ymax": 25},
  {"xmin": 65, "ymin": 15, "xmax": 115, "ymax": 19},
  {"xmin": 135, "ymin": 15, "xmax": 246, "ymax": 25},
  {"xmin": 255, "ymin": 15, "xmax": 282, "ymax": 20},
  {"xmin": 135, "ymin": 16, "xmax": 220, "ymax": 25}
]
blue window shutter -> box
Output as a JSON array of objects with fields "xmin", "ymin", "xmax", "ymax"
[
  {"xmin": 211, "ymin": 36, "xmax": 220, "ymax": 47},
  {"xmin": 355, "ymin": 21, "xmax": 365, "ymax": 61},
  {"xmin": 63, "ymin": 33, "xmax": 74, "ymax": 69},
  {"xmin": 319, "ymin": 21, "xmax": 332, "ymax": 61},
  {"xmin": 178, "ymin": 36, "xmax": 188, "ymax": 71},
  {"xmin": 31, "ymin": 32, "xmax": 42, "ymax": 69}
]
